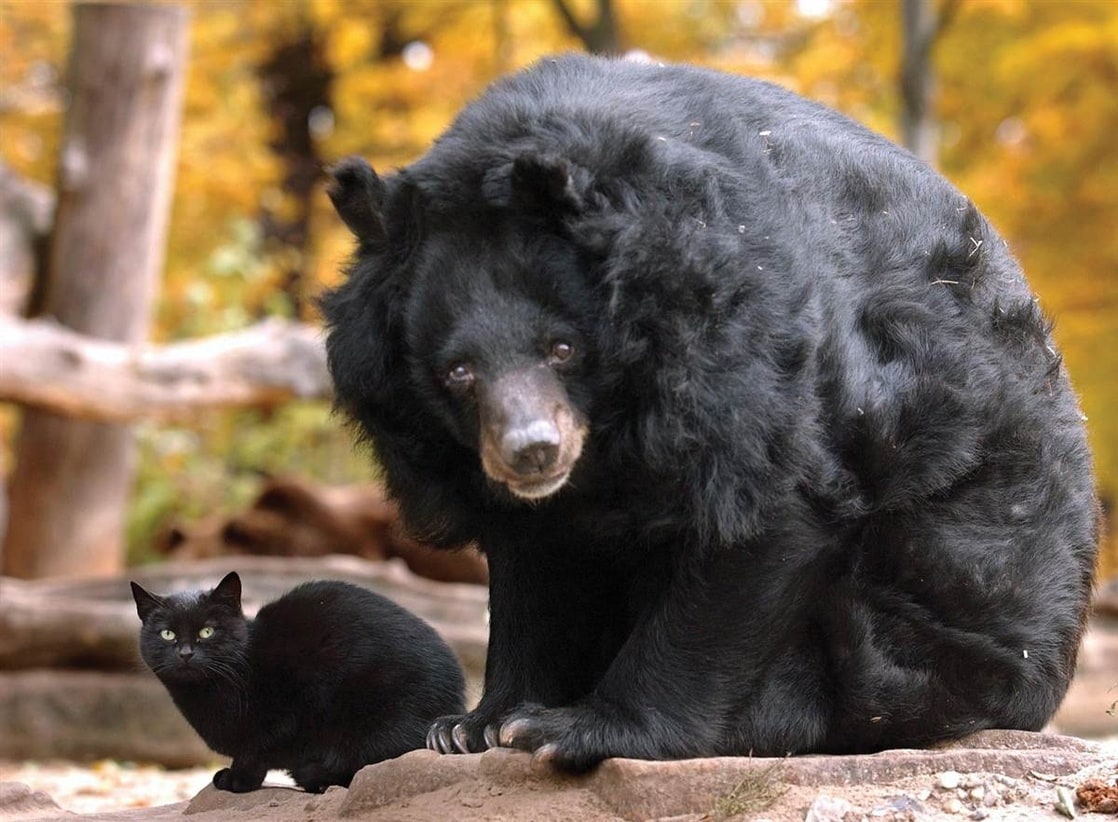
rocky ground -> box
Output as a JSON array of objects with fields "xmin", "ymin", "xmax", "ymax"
[{"xmin": 1, "ymin": 731, "xmax": 1116, "ymax": 821}]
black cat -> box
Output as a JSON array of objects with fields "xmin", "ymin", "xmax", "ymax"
[{"xmin": 131, "ymin": 571, "xmax": 465, "ymax": 793}]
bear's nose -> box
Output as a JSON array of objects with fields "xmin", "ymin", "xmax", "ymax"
[{"xmin": 502, "ymin": 421, "xmax": 560, "ymax": 475}]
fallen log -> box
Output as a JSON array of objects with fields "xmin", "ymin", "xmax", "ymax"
[{"xmin": 0, "ymin": 555, "xmax": 488, "ymax": 674}]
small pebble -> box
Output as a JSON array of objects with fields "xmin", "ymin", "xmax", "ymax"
[
  {"xmin": 938, "ymin": 771, "xmax": 962, "ymax": 790},
  {"xmin": 970, "ymin": 786, "xmax": 986, "ymax": 801},
  {"xmin": 916, "ymin": 790, "xmax": 932, "ymax": 801},
  {"xmin": 943, "ymin": 797, "xmax": 964, "ymax": 814},
  {"xmin": 804, "ymin": 794, "xmax": 854, "ymax": 822}
]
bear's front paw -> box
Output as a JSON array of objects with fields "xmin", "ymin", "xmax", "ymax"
[
  {"xmin": 497, "ymin": 703, "xmax": 613, "ymax": 772},
  {"xmin": 426, "ymin": 712, "xmax": 502, "ymax": 754}
]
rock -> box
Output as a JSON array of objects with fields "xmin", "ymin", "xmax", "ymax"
[
  {"xmin": 803, "ymin": 794, "xmax": 852, "ymax": 821},
  {"xmin": 338, "ymin": 750, "xmax": 478, "ymax": 814},
  {"xmin": 934, "ymin": 729, "xmax": 1097, "ymax": 752},
  {"xmin": 184, "ymin": 784, "xmax": 311, "ymax": 816},
  {"xmin": 0, "ymin": 782, "xmax": 68, "ymax": 819},
  {"xmin": 871, "ymin": 794, "xmax": 925, "ymax": 815},
  {"xmin": 938, "ymin": 771, "xmax": 962, "ymax": 790},
  {"xmin": 7, "ymin": 730, "xmax": 1118, "ymax": 821},
  {"xmin": 943, "ymin": 796, "xmax": 964, "ymax": 813}
]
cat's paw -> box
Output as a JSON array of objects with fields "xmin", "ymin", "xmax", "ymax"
[
  {"xmin": 212, "ymin": 767, "xmax": 265, "ymax": 793},
  {"xmin": 291, "ymin": 761, "xmax": 354, "ymax": 794},
  {"xmin": 426, "ymin": 712, "xmax": 501, "ymax": 754}
]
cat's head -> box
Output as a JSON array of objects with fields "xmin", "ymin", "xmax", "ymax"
[{"xmin": 130, "ymin": 571, "xmax": 248, "ymax": 684}]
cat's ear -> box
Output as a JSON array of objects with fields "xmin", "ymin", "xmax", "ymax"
[
  {"xmin": 212, "ymin": 571, "xmax": 243, "ymax": 612},
  {"xmin": 130, "ymin": 581, "xmax": 164, "ymax": 622}
]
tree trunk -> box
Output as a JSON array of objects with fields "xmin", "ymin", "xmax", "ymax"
[
  {"xmin": 2, "ymin": 4, "xmax": 189, "ymax": 579},
  {"xmin": 550, "ymin": 0, "xmax": 622, "ymax": 55},
  {"xmin": 900, "ymin": 0, "xmax": 938, "ymax": 166},
  {"xmin": 899, "ymin": 0, "xmax": 960, "ymax": 167},
  {"xmin": 0, "ymin": 164, "xmax": 53, "ymax": 318},
  {"xmin": 257, "ymin": 25, "xmax": 333, "ymax": 320}
]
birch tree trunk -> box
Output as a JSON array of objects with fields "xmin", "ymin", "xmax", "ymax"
[{"xmin": 2, "ymin": 3, "xmax": 189, "ymax": 578}]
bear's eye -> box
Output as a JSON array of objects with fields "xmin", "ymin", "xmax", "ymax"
[
  {"xmin": 445, "ymin": 363, "xmax": 475, "ymax": 387},
  {"xmin": 548, "ymin": 341, "xmax": 574, "ymax": 365},
  {"xmin": 198, "ymin": 626, "xmax": 215, "ymax": 639},
  {"xmin": 160, "ymin": 629, "xmax": 175, "ymax": 641}
]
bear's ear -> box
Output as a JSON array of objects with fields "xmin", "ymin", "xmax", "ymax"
[
  {"xmin": 327, "ymin": 156, "xmax": 387, "ymax": 243},
  {"xmin": 483, "ymin": 153, "xmax": 585, "ymax": 215},
  {"xmin": 512, "ymin": 154, "xmax": 584, "ymax": 212}
]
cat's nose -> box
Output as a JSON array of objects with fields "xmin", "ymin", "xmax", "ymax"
[{"xmin": 178, "ymin": 645, "xmax": 195, "ymax": 661}]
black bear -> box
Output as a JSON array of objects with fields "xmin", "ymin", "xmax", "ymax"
[{"xmin": 323, "ymin": 54, "xmax": 1099, "ymax": 772}]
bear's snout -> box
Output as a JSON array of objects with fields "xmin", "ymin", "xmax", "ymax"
[
  {"xmin": 478, "ymin": 369, "xmax": 586, "ymax": 501},
  {"xmin": 501, "ymin": 420, "xmax": 561, "ymax": 476}
]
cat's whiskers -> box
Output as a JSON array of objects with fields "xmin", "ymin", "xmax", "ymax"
[{"xmin": 204, "ymin": 657, "xmax": 249, "ymax": 692}]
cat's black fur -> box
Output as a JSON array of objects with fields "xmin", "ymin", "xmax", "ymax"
[{"xmin": 131, "ymin": 571, "xmax": 465, "ymax": 793}]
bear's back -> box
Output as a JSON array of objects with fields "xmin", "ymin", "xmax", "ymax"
[{"xmin": 423, "ymin": 54, "xmax": 945, "ymax": 217}]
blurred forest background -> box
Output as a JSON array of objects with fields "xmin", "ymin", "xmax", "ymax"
[{"xmin": 1, "ymin": 0, "xmax": 1115, "ymax": 575}]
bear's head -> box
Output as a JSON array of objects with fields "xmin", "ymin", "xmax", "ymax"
[
  {"xmin": 325, "ymin": 124, "xmax": 808, "ymax": 545},
  {"xmin": 324, "ymin": 155, "xmax": 602, "ymax": 504}
]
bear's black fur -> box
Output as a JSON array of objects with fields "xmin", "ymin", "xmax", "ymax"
[{"xmin": 323, "ymin": 55, "xmax": 1099, "ymax": 771}]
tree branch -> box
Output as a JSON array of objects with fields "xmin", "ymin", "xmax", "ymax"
[{"xmin": 0, "ymin": 316, "xmax": 332, "ymax": 423}]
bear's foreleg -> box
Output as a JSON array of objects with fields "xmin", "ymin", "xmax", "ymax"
[{"xmin": 428, "ymin": 534, "xmax": 617, "ymax": 754}]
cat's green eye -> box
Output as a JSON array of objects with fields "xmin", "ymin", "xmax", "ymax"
[
  {"xmin": 198, "ymin": 626, "xmax": 215, "ymax": 639},
  {"xmin": 160, "ymin": 629, "xmax": 175, "ymax": 641}
]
